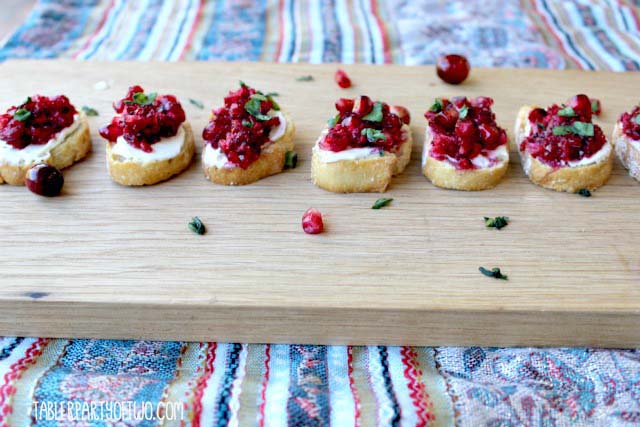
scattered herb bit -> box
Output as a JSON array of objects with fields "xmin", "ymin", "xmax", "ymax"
[
  {"xmin": 361, "ymin": 128, "xmax": 386, "ymax": 143},
  {"xmin": 634, "ymin": 115, "xmax": 640, "ymax": 125},
  {"xmin": 126, "ymin": 92, "xmax": 157, "ymax": 106},
  {"xmin": 558, "ymin": 106, "xmax": 577, "ymax": 117},
  {"xmin": 429, "ymin": 98, "xmax": 443, "ymax": 113},
  {"xmin": 284, "ymin": 151, "xmax": 298, "ymax": 169},
  {"xmin": 189, "ymin": 98, "xmax": 204, "ymax": 109},
  {"xmin": 484, "ymin": 216, "xmax": 509, "ymax": 230},
  {"xmin": 242, "ymin": 119, "xmax": 253, "ymax": 128},
  {"xmin": 552, "ymin": 122, "xmax": 594, "ymax": 137},
  {"xmin": 479, "ymin": 267, "xmax": 508, "ymax": 280},
  {"xmin": 379, "ymin": 150, "xmax": 385, "ymax": 157},
  {"xmin": 13, "ymin": 108, "xmax": 31, "ymax": 122},
  {"xmin": 244, "ymin": 97, "xmax": 271, "ymax": 121},
  {"xmin": 296, "ymin": 75, "xmax": 314, "ymax": 82},
  {"xmin": 327, "ymin": 113, "xmax": 341, "ymax": 127},
  {"xmin": 372, "ymin": 198, "xmax": 393, "ymax": 209},
  {"xmin": 591, "ymin": 100, "xmax": 600, "ymax": 114},
  {"xmin": 362, "ymin": 102, "xmax": 383, "ymax": 122},
  {"xmin": 458, "ymin": 104, "xmax": 469, "ymax": 119},
  {"xmin": 577, "ymin": 188, "xmax": 592, "ymax": 197},
  {"xmin": 188, "ymin": 217, "xmax": 206, "ymax": 235},
  {"xmin": 81, "ymin": 106, "xmax": 99, "ymax": 116},
  {"xmin": 266, "ymin": 92, "xmax": 279, "ymax": 97}
]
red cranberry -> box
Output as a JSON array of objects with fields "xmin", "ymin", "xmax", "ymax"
[
  {"xmin": 25, "ymin": 163, "xmax": 64, "ymax": 197},
  {"xmin": 302, "ymin": 208, "xmax": 324, "ymax": 234},
  {"xmin": 392, "ymin": 105, "xmax": 411, "ymax": 124},
  {"xmin": 354, "ymin": 96, "xmax": 373, "ymax": 116},
  {"xmin": 528, "ymin": 108, "xmax": 547, "ymax": 123},
  {"xmin": 335, "ymin": 69, "xmax": 352, "ymax": 89},
  {"xmin": 335, "ymin": 98, "xmax": 355, "ymax": 113},
  {"xmin": 436, "ymin": 54, "xmax": 470, "ymax": 85},
  {"xmin": 567, "ymin": 94, "xmax": 592, "ymax": 121}
]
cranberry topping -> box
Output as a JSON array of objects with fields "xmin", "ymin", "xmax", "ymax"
[
  {"xmin": 620, "ymin": 104, "xmax": 640, "ymax": 141},
  {"xmin": 335, "ymin": 69, "xmax": 352, "ymax": 89},
  {"xmin": 424, "ymin": 96, "xmax": 507, "ymax": 170},
  {"xmin": 520, "ymin": 94, "xmax": 607, "ymax": 168},
  {"xmin": 202, "ymin": 83, "xmax": 281, "ymax": 169},
  {"xmin": 99, "ymin": 85, "xmax": 186, "ymax": 153},
  {"xmin": 392, "ymin": 106, "xmax": 411, "ymax": 125},
  {"xmin": 0, "ymin": 95, "xmax": 77, "ymax": 149},
  {"xmin": 25, "ymin": 163, "xmax": 64, "ymax": 197},
  {"xmin": 302, "ymin": 208, "xmax": 324, "ymax": 234},
  {"xmin": 320, "ymin": 95, "xmax": 408, "ymax": 153},
  {"xmin": 436, "ymin": 54, "xmax": 470, "ymax": 85}
]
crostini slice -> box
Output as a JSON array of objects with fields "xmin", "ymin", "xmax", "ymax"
[
  {"xmin": 311, "ymin": 96, "xmax": 412, "ymax": 193},
  {"xmin": 422, "ymin": 96, "xmax": 509, "ymax": 191},
  {"xmin": 202, "ymin": 82, "xmax": 295, "ymax": 186},
  {"xmin": 515, "ymin": 94, "xmax": 612, "ymax": 193},
  {"xmin": 99, "ymin": 86, "xmax": 195, "ymax": 186},
  {"xmin": 0, "ymin": 95, "xmax": 91, "ymax": 185},
  {"xmin": 613, "ymin": 104, "xmax": 640, "ymax": 182}
]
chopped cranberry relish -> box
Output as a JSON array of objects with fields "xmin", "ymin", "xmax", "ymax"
[
  {"xmin": 320, "ymin": 96, "xmax": 408, "ymax": 153},
  {"xmin": 99, "ymin": 85, "xmax": 186, "ymax": 153},
  {"xmin": 619, "ymin": 105, "xmax": 640, "ymax": 141},
  {"xmin": 0, "ymin": 95, "xmax": 77, "ymax": 149},
  {"xmin": 202, "ymin": 82, "xmax": 281, "ymax": 169},
  {"xmin": 424, "ymin": 96, "xmax": 507, "ymax": 170},
  {"xmin": 520, "ymin": 94, "xmax": 607, "ymax": 168}
]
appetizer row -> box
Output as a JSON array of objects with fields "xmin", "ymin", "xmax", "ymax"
[{"xmin": 0, "ymin": 86, "xmax": 638, "ymax": 196}]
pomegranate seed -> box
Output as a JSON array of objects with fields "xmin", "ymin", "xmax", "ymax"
[
  {"xmin": 436, "ymin": 54, "xmax": 470, "ymax": 85},
  {"xmin": 335, "ymin": 69, "xmax": 352, "ymax": 89},
  {"xmin": 567, "ymin": 94, "xmax": 592, "ymax": 121},
  {"xmin": 335, "ymin": 98, "xmax": 355, "ymax": 113},
  {"xmin": 302, "ymin": 208, "xmax": 324, "ymax": 234},
  {"xmin": 25, "ymin": 163, "xmax": 64, "ymax": 197},
  {"xmin": 392, "ymin": 105, "xmax": 411, "ymax": 124}
]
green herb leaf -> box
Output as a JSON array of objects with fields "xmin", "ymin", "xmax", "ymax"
[
  {"xmin": 577, "ymin": 188, "xmax": 592, "ymax": 197},
  {"xmin": 360, "ymin": 128, "xmax": 386, "ymax": 143},
  {"xmin": 189, "ymin": 98, "xmax": 204, "ymax": 109},
  {"xmin": 327, "ymin": 113, "xmax": 341, "ymax": 127},
  {"xmin": 128, "ymin": 92, "xmax": 157, "ymax": 106},
  {"xmin": 267, "ymin": 95, "xmax": 280, "ymax": 111},
  {"xmin": 591, "ymin": 100, "xmax": 600, "ymax": 114},
  {"xmin": 242, "ymin": 119, "xmax": 253, "ymax": 128},
  {"xmin": 252, "ymin": 93, "xmax": 268, "ymax": 101},
  {"xmin": 13, "ymin": 108, "xmax": 31, "ymax": 122},
  {"xmin": 372, "ymin": 198, "xmax": 393, "ymax": 209},
  {"xmin": 284, "ymin": 151, "xmax": 298, "ymax": 169},
  {"xmin": 239, "ymin": 80, "xmax": 247, "ymax": 87},
  {"xmin": 429, "ymin": 98, "xmax": 443, "ymax": 113},
  {"xmin": 552, "ymin": 122, "xmax": 594, "ymax": 137},
  {"xmin": 81, "ymin": 106, "xmax": 99, "ymax": 116},
  {"xmin": 484, "ymin": 216, "xmax": 509, "ymax": 230},
  {"xmin": 479, "ymin": 266, "xmax": 508, "ymax": 280},
  {"xmin": 458, "ymin": 104, "xmax": 469, "ymax": 119},
  {"xmin": 23, "ymin": 96, "xmax": 31, "ymax": 105},
  {"xmin": 296, "ymin": 75, "xmax": 314, "ymax": 82},
  {"xmin": 362, "ymin": 102, "xmax": 383, "ymax": 122},
  {"xmin": 244, "ymin": 98, "xmax": 271, "ymax": 121},
  {"xmin": 633, "ymin": 115, "xmax": 640, "ymax": 125},
  {"xmin": 266, "ymin": 92, "xmax": 279, "ymax": 97},
  {"xmin": 188, "ymin": 217, "xmax": 206, "ymax": 235},
  {"xmin": 558, "ymin": 106, "xmax": 577, "ymax": 117}
]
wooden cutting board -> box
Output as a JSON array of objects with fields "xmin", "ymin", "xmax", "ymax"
[{"xmin": 0, "ymin": 60, "xmax": 639, "ymax": 347}]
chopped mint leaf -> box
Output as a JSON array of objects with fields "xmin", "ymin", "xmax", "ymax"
[
  {"xmin": 633, "ymin": 115, "xmax": 640, "ymax": 125},
  {"xmin": 188, "ymin": 217, "xmax": 206, "ymax": 235},
  {"xmin": 189, "ymin": 98, "xmax": 204, "ymax": 109},
  {"xmin": 372, "ymin": 198, "xmax": 393, "ymax": 209},
  {"xmin": 242, "ymin": 120, "xmax": 253, "ymax": 128},
  {"xmin": 558, "ymin": 106, "xmax": 577, "ymax": 117},
  {"xmin": 360, "ymin": 128, "xmax": 386, "ymax": 143},
  {"xmin": 479, "ymin": 266, "xmax": 508, "ymax": 280},
  {"xmin": 296, "ymin": 75, "xmax": 314, "ymax": 82},
  {"xmin": 362, "ymin": 102, "xmax": 383, "ymax": 122},
  {"xmin": 429, "ymin": 98, "xmax": 443, "ymax": 113},
  {"xmin": 244, "ymin": 97, "xmax": 271, "ymax": 121},
  {"xmin": 127, "ymin": 92, "xmax": 157, "ymax": 106},
  {"xmin": 327, "ymin": 113, "xmax": 341, "ymax": 127},
  {"xmin": 239, "ymin": 80, "xmax": 247, "ymax": 87},
  {"xmin": 458, "ymin": 104, "xmax": 469, "ymax": 119},
  {"xmin": 81, "ymin": 106, "xmax": 99, "ymax": 116},
  {"xmin": 552, "ymin": 122, "xmax": 594, "ymax": 137},
  {"xmin": 284, "ymin": 151, "xmax": 298, "ymax": 169},
  {"xmin": 577, "ymin": 189, "xmax": 592, "ymax": 197},
  {"xmin": 484, "ymin": 216, "xmax": 509, "ymax": 230},
  {"xmin": 13, "ymin": 108, "xmax": 31, "ymax": 122}
]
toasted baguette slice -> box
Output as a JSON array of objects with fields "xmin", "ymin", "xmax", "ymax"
[
  {"xmin": 0, "ymin": 114, "xmax": 91, "ymax": 185},
  {"xmin": 421, "ymin": 127, "xmax": 509, "ymax": 191},
  {"xmin": 515, "ymin": 106, "xmax": 612, "ymax": 192},
  {"xmin": 106, "ymin": 122, "xmax": 195, "ymax": 186},
  {"xmin": 613, "ymin": 122, "xmax": 640, "ymax": 182},
  {"xmin": 311, "ymin": 126, "xmax": 412, "ymax": 193},
  {"xmin": 203, "ymin": 112, "xmax": 295, "ymax": 186}
]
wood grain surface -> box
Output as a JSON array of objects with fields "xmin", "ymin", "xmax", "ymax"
[{"xmin": 0, "ymin": 60, "xmax": 639, "ymax": 346}]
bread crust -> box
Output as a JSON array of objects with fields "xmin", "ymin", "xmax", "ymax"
[
  {"xmin": 203, "ymin": 112, "xmax": 295, "ymax": 186},
  {"xmin": 106, "ymin": 122, "xmax": 195, "ymax": 186},
  {"xmin": 515, "ymin": 106, "xmax": 613, "ymax": 192},
  {"xmin": 0, "ymin": 114, "xmax": 92, "ymax": 185},
  {"xmin": 613, "ymin": 122, "xmax": 640, "ymax": 182},
  {"xmin": 311, "ymin": 127, "xmax": 413, "ymax": 193},
  {"xmin": 421, "ymin": 127, "xmax": 509, "ymax": 191}
]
